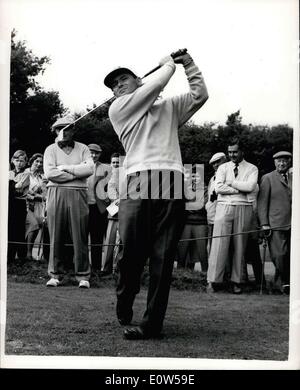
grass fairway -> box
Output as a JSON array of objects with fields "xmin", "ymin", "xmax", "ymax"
[{"xmin": 5, "ymin": 262, "xmax": 289, "ymax": 361}]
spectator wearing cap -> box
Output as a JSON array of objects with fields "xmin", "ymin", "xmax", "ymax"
[
  {"xmin": 257, "ymin": 151, "xmax": 292, "ymax": 294},
  {"xmin": 87, "ymin": 144, "xmax": 112, "ymax": 273},
  {"xmin": 43, "ymin": 116, "xmax": 94, "ymax": 288},
  {"xmin": 205, "ymin": 152, "xmax": 227, "ymax": 255},
  {"xmin": 207, "ymin": 138, "xmax": 258, "ymax": 294}
]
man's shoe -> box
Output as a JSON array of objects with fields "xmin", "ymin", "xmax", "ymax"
[
  {"xmin": 232, "ymin": 284, "xmax": 242, "ymax": 294},
  {"xmin": 123, "ymin": 326, "xmax": 163, "ymax": 340},
  {"xmin": 282, "ymin": 284, "xmax": 290, "ymax": 295},
  {"xmin": 46, "ymin": 278, "xmax": 61, "ymax": 287},
  {"xmin": 79, "ymin": 280, "xmax": 90, "ymax": 289},
  {"xmin": 206, "ymin": 282, "xmax": 216, "ymax": 293}
]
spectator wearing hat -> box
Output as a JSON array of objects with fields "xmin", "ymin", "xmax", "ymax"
[
  {"xmin": 257, "ymin": 151, "xmax": 292, "ymax": 294},
  {"xmin": 207, "ymin": 138, "xmax": 258, "ymax": 294},
  {"xmin": 43, "ymin": 116, "xmax": 94, "ymax": 288},
  {"xmin": 87, "ymin": 143, "xmax": 112, "ymax": 273},
  {"xmin": 205, "ymin": 152, "xmax": 227, "ymax": 255}
]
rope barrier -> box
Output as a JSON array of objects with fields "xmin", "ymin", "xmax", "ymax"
[
  {"xmin": 178, "ymin": 224, "xmax": 290, "ymax": 243},
  {"xmin": 7, "ymin": 224, "xmax": 291, "ymax": 248}
]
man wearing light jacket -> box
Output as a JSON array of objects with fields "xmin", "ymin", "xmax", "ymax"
[
  {"xmin": 207, "ymin": 138, "xmax": 258, "ymax": 294},
  {"xmin": 104, "ymin": 50, "xmax": 208, "ymax": 339},
  {"xmin": 43, "ymin": 116, "xmax": 94, "ymax": 288}
]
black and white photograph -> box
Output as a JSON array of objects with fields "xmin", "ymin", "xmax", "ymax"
[{"xmin": 0, "ymin": 0, "xmax": 299, "ymax": 372}]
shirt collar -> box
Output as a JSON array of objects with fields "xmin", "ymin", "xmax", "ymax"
[{"xmin": 229, "ymin": 159, "xmax": 245, "ymax": 167}]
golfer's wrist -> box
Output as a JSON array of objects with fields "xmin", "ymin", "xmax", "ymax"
[{"xmin": 182, "ymin": 57, "xmax": 194, "ymax": 68}]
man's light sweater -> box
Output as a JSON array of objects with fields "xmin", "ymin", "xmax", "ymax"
[
  {"xmin": 109, "ymin": 60, "xmax": 208, "ymax": 176},
  {"xmin": 44, "ymin": 142, "xmax": 94, "ymax": 188},
  {"xmin": 215, "ymin": 159, "xmax": 258, "ymax": 205}
]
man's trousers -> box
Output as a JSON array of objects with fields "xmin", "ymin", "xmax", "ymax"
[
  {"xmin": 102, "ymin": 217, "xmax": 119, "ymax": 274},
  {"xmin": 116, "ymin": 171, "xmax": 186, "ymax": 335},
  {"xmin": 7, "ymin": 197, "xmax": 27, "ymax": 261},
  {"xmin": 88, "ymin": 204, "xmax": 108, "ymax": 271},
  {"xmin": 47, "ymin": 187, "xmax": 90, "ymax": 281},
  {"xmin": 177, "ymin": 224, "xmax": 208, "ymax": 272},
  {"xmin": 268, "ymin": 229, "xmax": 290, "ymax": 288},
  {"xmin": 207, "ymin": 203, "xmax": 253, "ymax": 284}
]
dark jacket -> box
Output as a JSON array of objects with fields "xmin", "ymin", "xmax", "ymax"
[{"xmin": 257, "ymin": 169, "xmax": 292, "ymax": 230}]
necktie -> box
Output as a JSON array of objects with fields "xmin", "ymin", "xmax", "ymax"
[
  {"xmin": 282, "ymin": 173, "xmax": 288, "ymax": 184},
  {"xmin": 210, "ymin": 190, "xmax": 217, "ymax": 202},
  {"xmin": 234, "ymin": 163, "xmax": 239, "ymax": 178}
]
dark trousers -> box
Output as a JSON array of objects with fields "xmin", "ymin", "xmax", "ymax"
[
  {"xmin": 102, "ymin": 217, "xmax": 119, "ymax": 274},
  {"xmin": 7, "ymin": 197, "xmax": 27, "ymax": 261},
  {"xmin": 244, "ymin": 234, "xmax": 264, "ymax": 285},
  {"xmin": 88, "ymin": 204, "xmax": 108, "ymax": 271},
  {"xmin": 116, "ymin": 171, "xmax": 186, "ymax": 335},
  {"xmin": 268, "ymin": 229, "xmax": 290, "ymax": 287}
]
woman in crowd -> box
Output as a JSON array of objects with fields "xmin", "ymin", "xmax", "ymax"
[
  {"xmin": 8, "ymin": 150, "xmax": 30, "ymax": 262},
  {"xmin": 25, "ymin": 153, "xmax": 48, "ymax": 260}
]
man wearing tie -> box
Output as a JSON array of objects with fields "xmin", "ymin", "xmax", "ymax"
[
  {"xmin": 257, "ymin": 151, "xmax": 292, "ymax": 294},
  {"xmin": 207, "ymin": 138, "xmax": 258, "ymax": 294}
]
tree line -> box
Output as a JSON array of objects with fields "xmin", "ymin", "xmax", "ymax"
[{"xmin": 10, "ymin": 31, "xmax": 293, "ymax": 182}]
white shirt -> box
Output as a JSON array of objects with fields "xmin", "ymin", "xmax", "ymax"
[{"xmin": 215, "ymin": 159, "xmax": 258, "ymax": 205}]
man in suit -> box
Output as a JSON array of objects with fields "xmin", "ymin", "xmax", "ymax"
[
  {"xmin": 257, "ymin": 151, "xmax": 292, "ymax": 294},
  {"xmin": 87, "ymin": 144, "xmax": 111, "ymax": 273}
]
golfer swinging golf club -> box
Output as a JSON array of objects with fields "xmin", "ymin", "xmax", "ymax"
[{"xmin": 104, "ymin": 49, "xmax": 208, "ymax": 339}]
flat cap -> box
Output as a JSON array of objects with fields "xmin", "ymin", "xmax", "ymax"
[
  {"xmin": 51, "ymin": 115, "xmax": 74, "ymax": 132},
  {"xmin": 209, "ymin": 152, "xmax": 226, "ymax": 164},
  {"xmin": 88, "ymin": 143, "xmax": 102, "ymax": 152},
  {"xmin": 104, "ymin": 67, "xmax": 137, "ymax": 88},
  {"xmin": 273, "ymin": 151, "xmax": 292, "ymax": 159}
]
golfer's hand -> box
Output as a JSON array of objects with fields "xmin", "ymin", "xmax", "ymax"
[
  {"xmin": 159, "ymin": 55, "xmax": 174, "ymax": 67},
  {"xmin": 173, "ymin": 53, "xmax": 193, "ymax": 67}
]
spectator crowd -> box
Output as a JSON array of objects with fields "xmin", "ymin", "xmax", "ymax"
[
  {"xmin": 7, "ymin": 51, "xmax": 293, "ymax": 343},
  {"xmin": 8, "ymin": 127, "xmax": 292, "ymax": 296},
  {"xmin": 7, "ymin": 52, "xmax": 292, "ymax": 302}
]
